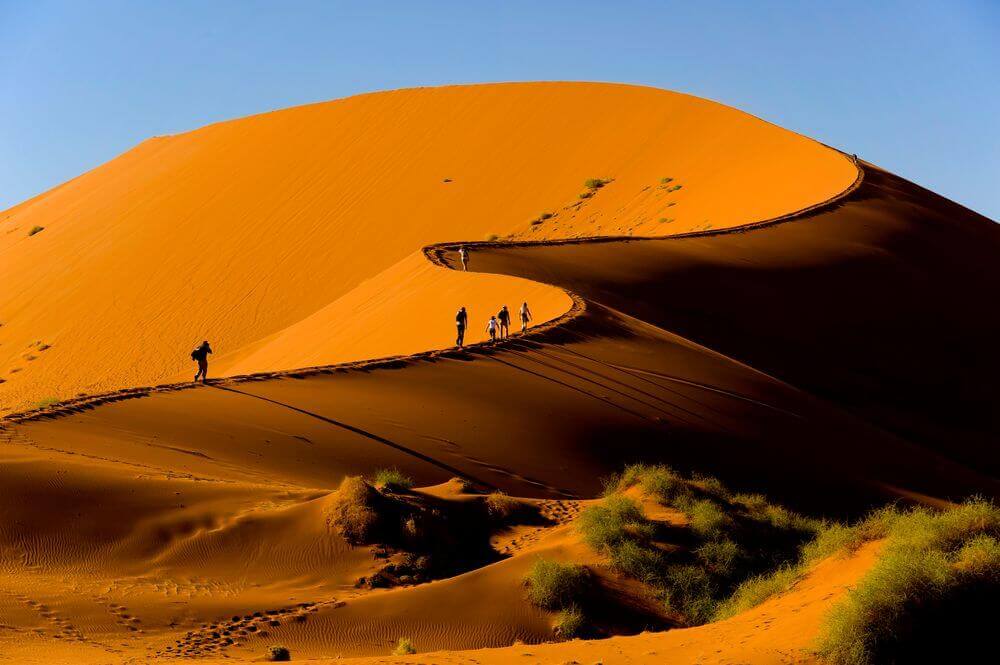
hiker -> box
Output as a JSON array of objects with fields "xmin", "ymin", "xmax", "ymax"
[
  {"xmin": 520, "ymin": 301, "xmax": 532, "ymax": 332},
  {"xmin": 497, "ymin": 305, "xmax": 511, "ymax": 339},
  {"xmin": 458, "ymin": 246, "xmax": 469, "ymax": 271},
  {"xmin": 191, "ymin": 340, "xmax": 212, "ymax": 383},
  {"xmin": 456, "ymin": 306, "xmax": 468, "ymax": 347},
  {"xmin": 486, "ymin": 316, "xmax": 499, "ymax": 344}
]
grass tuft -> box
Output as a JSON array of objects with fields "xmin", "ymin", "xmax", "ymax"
[
  {"xmin": 553, "ymin": 605, "xmax": 585, "ymax": 638},
  {"xmin": 393, "ymin": 637, "xmax": 416, "ymax": 655},
  {"xmin": 265, "ymin": 645, "xmax": 291, "ymax": 661},
  {"xmin": 327, "ymin": 476, "xmax": 380, "ymax": 544},
  {"xmin": 584, "ymin": 178, "xmax": 609, "ymax": 189},
  {"xmin": 369, "ymin": 468, "xmax": 414, "ymax": 491},
  {"xmin": 485, "ymin": 491, "xmax": 521, "ymax": 520},
  {"xmin": 28, "ymin": 225, "xmax": 45, "ymax": 236},
  {"xmin": 524, "ymin": 559, "xmax": 590, "ymax": 610}
]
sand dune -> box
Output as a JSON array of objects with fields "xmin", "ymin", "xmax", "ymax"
[
  {"xmin": 1, "ymin": 83, "xmax": 996, "ymax": 663},
  {"xmin": 0, "ymin": 82, "xmax": 853, "ymax": 413}
]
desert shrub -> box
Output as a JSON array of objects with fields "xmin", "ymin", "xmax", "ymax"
[
  {"xmin": 578, "ymin": 191, "xmax": 593, "ymax": 199},
  {"xmin": 664, "ymin": 564, "xmax": 717, "ymax": 624},
  {"xmin": 584, "ymin": 178, "xmax": 608, "ymax": 189},
  {"xmin": 660, "ymin": 177, "xmax": 673, "ymax": 184},
  {"xmin": 578, "ymin": 495, "xmax": 653, "ymax": 551},
  {"xmin": 265, "ymin": 645, "xmax": 291, "ymax": 661},
  {"xmin": 687, "ymin": 499, "xmax": 732, "ymax": 539},
  {"xmin": 34, "ymin": 396, "xmax": 59, "ymax": 409},
  {"xmin": 393, "ymin": 637, "xmax": 416, "ymax": 655},
  {"xmin": 485, "ymin": 491, "xmax": 521, "ymax": 520},
  {"xmin": 539, "ymin": 212, "xmax": 553, "ymax": 220},
  {"xmin": 818, "ymin": 498, "xmax": 1000, "ymax": 665},
  {"xmin": 640, "ymin": 466, "xmax": 692, "ymax": 505},
  {"xmin": 553, "ymin": 605, "xmax": 585, "ymax": 638},
  {"xmin": 524, "ymin": 559, "xmax": 590, "ymax": 610},
  {"xmin": 28, "ymin": 225, "xmax": 44, "ymax": 236},
  {"xmin": 609, "ymin": 538, "xmax": 666, "ymax": 584},
  {"xmin": 369, "ymin": 468, "xmax": 413, "ymax": 491},
  {"xmin": 327, "ymin": 476, "xmax": 380, "ymax": 544},
  {"xmin": 695, "ymin": 539, "xmax": 743, "ymax": 577}
]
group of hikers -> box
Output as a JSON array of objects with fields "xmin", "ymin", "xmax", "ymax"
[
  {"xmin": 455, "ymin": 301, "xmax": 532, "ymax": 347},
  {"xmin": 189, "ymin": 246, "xmax": 527, "ymax": 383}
]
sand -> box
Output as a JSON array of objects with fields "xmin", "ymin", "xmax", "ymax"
[{"xmin": 1, "ymin": 83, "xmax": 996, "ymax": 663}]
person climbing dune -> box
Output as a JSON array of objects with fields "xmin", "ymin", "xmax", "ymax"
[
  {"xmin": 191, "ymin": 340, "xmax": 212, "ymax": 383},
  {"xmin": 498, "ymin": 305, "xmax": 511, "ymax": 339},
  {"xmin": 456, "ymin": 306, "xmax": 468, "ymax": 347},
  {"xmin": 520, "ymin": 301, "xmax": 532, "ymax": 332},
  {"xmin": 486, "ymin": 316, "xmax": 499, "ymax": 344}
]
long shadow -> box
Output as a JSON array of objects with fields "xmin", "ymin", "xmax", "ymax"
[{"xmin": 209, "ymin": 384, "xmax": 497, "ymax": 489}]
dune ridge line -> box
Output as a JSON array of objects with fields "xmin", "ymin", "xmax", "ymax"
[{"xmin": 1, "ymin": 152, "xmax": 862, "ymax": 427}]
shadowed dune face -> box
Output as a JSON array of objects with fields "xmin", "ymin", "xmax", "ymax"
[{"xmin": 0, "ymin": 82, "xmax": 854, "ymax": 413}]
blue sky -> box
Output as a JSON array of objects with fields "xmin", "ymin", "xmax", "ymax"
[{"xmin": 2, "ymin": 1, "xmax": 998, "ymax": 218}]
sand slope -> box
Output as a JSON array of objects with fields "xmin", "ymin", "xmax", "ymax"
[
  {"xmin": 0, "ymin": 82, "xmax": 853, "ymax": 412},
  {"xmin": 1, "ymin": 84, "xmax": 996, "ymax": 663}
]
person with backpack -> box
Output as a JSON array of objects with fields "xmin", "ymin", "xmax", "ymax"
[
  {"xmin": 519, "ymin": 301, "xmax": 532, "ymax": 332},
  {"xmin": 497, "ymin": 305, "xmax": 511, "ymax": 339},
  {"xmin": 486, "ymin": 316, "xmax": 499, "ymax": 344},
  {"xmin": 191, "ymin": 340, "xmax": 212, "ymax": 383},
  {"xmin": 455, "ymin": 306, "xmax": 468, "ymax": 347}
]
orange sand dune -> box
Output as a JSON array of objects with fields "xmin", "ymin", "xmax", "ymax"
[
  {"xmin": 0, "ymin": 82, "xmax": 854, "ymax": 413},
  {"xmin": 1, "ymin": 83, "xmax": 997, "ymax": 663}
]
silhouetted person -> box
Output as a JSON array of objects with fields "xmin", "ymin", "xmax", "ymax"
[
  {"xmin": 459, "ymin": 246, "xmax": 469, "ymax": 271},
  {"xmin": 486, "ymin": 316, "xmax": 499, "ymax": 344},
  {"xmin": 520, "ymin": 301, "xmax": 532, "ymax": 332},
  {"xmin": 191, "ymin": 340, "xmax": 212, "ymax": 383},
  {"xmin": 456, "ymin": 306, "xmax": 468, "ymax": 347},
  {"xmin": 497, "ymin": 305, "xmax": 510, "ymax": 339}
]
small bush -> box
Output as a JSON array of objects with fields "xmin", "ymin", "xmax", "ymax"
[
  {"xmin": 660, "ymin": 177, "xmax": 673, "ymax": 184},
  {"xmin": 35, "ymin": 396, "xmax": 59, "ymax": 409},
  {"xmin": 485, "ymin": 491, "xmax": 521, "ymax": 520},
  {"xmin": 664, "ymin": 564, "xmax": 717, "ymax": 624},
  {"xmin": 640, "ymin": 466, "xmax": 692, "ymax": 505},
  {"xmin": 393, "ymin": 637, "xmax": 416, "ymax": 655},
  {"xmin": 578, "ymin": 191, "xmax": 593, "ymax": 199},
  {"xmin": 687, "ymin": 500, "xmax": 731, "ymax": 539},
  {"xmin": 369, "ymin": 468, "xmax": 414, "ymax": 491},
  {"xmin": 609, "ymin": 538, "xmax": 666, "ymax": 584},
  {"xmin": 584, "ymin": 178, "xmax": 608, "ymax": 189},
  {"xmin": 265, "ymin": 645, "xmax": 291, "ymax": 661},
  {"xmin": 695, "ymin": 539, "xmax": 743, "ymax": 577},
  {"xmin": 28, "ymin": 225, "xmax": 45, "ymax": 236},
  {"xmin": 553, "ymin": 605, "xmax": 585, "ymax": 638},
  {"xmin": 525, "ymin": 559, "xmax": 590, "ymax": 610},
  {"xmin": 578, "ymin": 495, "xmax": 653, "ymax": 551},
  {"xmin": 327, "ymin": 476, "xmax": 379, "ymax": 544}
]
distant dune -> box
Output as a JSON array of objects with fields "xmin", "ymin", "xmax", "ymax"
[{"xmin": 1, "ymin": 83, "xmax": 996, "ymax": 663}]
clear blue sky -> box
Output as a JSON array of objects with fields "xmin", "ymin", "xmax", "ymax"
[{"xmin": 2, "ymin": 0, "xmax": 998, "ymax": 219}]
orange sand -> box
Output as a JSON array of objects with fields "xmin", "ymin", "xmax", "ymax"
[{"xmin": 0, "ymin": 82, "xmax": 853, "ymax": 413}]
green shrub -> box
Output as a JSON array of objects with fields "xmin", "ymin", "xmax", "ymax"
[
  {"xmin": 695, "ymin": 539, "xmax": 743, "ymax": 577},
  {"xmin": 584, "ymin": 178, "xmax": 608, "ymax": 189},
  {"xmin": 34, "ymin": 396, "xmax": 59, "ymax": 409},
  {"xmin": 664, "ymin": 564, "xmax": 717, "ymax": 624},
  {"xmin": 553, "ymin": 605, "xmax": 585, "ymax": 638},
  {"xmin": 369, "ymin": 468, "xmax": 414, "ymax": 491},
  {"xmin": 578, "ymin": 495, "xmax": 653, "ymax": 551},
  {"xmin": 28, "ymin": 225, "xmax": 44, "ymax": 236},
  {"xmin": 265, "ymin": 645, "xmax": 291, "ymax": 661},
  {"xmin": 327, "ymin": 476, "xmax": 380, "ymax": 544},
  {"xmin": 485, "ymin": 491, "xmax": 521, "ymax": 520},
  {"xmin": 818, "ymin": 498, "xmax": 1000, "ymax": 664},
  {"xmin": 578, "ymin": 191, "xmax": 593, "ymax": 199},
  {"xmin": 609, "ymin": 538, "xmax": 666, "ymax": 584},
  {"xmin": 393, "ymin": 637, "xmax": 416, "ymax": 655},
  {"xmin": 687, "ymin": 500, "xmax": 731, "ymax": 539},
  {"xmin": 524, "ymin": 559, "xmax": 590, "ymax": 610}
]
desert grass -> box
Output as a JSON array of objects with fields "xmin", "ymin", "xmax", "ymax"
[
  {"xmin": 393, "ymin": 637, "xmax": 416, "ymax": 655},
  {"xmin": 584, "ymin": 177, "xmax": 609, "ymax": 189},
  {"xmin": 524, "ymin": 559, "xmax": 590, "ymax": 610},
  {"xmin": 369, "ymin": 467, "xmax": 414, "ymax": 491},
  {"xmin": 553, "ymin": 605, "xmax": 585, "ymax": 638},
  {"xmin": 327, "ymin": 476, "xmax": 380, "ymax": 544},
  {"xmin": 817, "ymin": 498, "xmax": 1000, "ymax": 664},
  {"xmin": 28, "ymin": 225, "xmax": 44, "ymax": 236},
  {"xmin": 34, "ymin": 396, "xmax": 60, "ymax": 409},
  {"xmin": 484, "ymin": 491, "xmax": 521, "ymax": 520}
]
